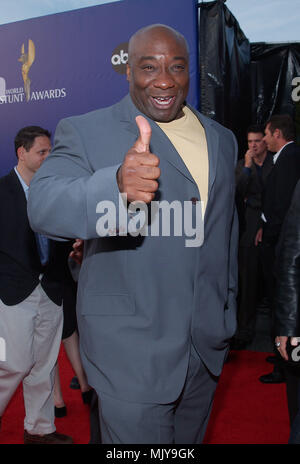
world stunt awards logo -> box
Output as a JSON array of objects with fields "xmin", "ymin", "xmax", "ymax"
[
  {"xmin": 0, "ymin": 38, "xmax": 67, "ymax": 105},
  {"xmin": 18, "ymin": 38, "xmax": 35, "ymax": 102}
]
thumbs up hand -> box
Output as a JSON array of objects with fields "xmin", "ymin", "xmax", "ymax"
[{"xmin": 117, "ymin": 115, "xmax": 160, "ymax": 203}]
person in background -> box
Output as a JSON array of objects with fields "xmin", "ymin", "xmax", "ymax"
[
  {"xmin": 232, "ymin": 124, "xmax": 273, "ymax": 350},
  {"xmin": 54, "ymin": 242, "xmax": 93, "ymax": 418},
  {"xmin": 257, "ymin": 114, "xmax": 300, "ymax": 384},
  {"xmin": 67, "ymin": 239, "xmax": 102, "ymax": 443},
  {"xmin": 0, "ymin": 126, "xmax": 73, "ymax": 444},
  {"xmin": 274, "ymin": 179, "xmax": 300, "ymax": 443}
]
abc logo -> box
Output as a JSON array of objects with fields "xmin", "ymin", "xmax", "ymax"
[{"xmin": 111, "ymin": 42, "xmax": 128, "ymax": 74}]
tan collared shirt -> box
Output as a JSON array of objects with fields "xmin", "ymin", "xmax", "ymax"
[{"xmin": 156, "ymin": 106, "xmax": 209, "ymax": 214}]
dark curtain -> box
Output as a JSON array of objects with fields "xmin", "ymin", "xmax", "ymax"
[
  {"xmin": 251, "ymin": 43, "xmax": 300, "ymax": 144},
  {"xmin": 198, "ymin": 0, "xmax": 251, "ymax": 155},
  {"xmin": 197, "ymin": 1, "xmax": 300, "ymax": 151}
]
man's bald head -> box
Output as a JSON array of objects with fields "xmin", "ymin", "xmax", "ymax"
[
  {"xmin": 126, "ymin": 24, "xmax": 190, "ymax": 122},
  {"xmin": 128, "ymin": 24, "xmax": 189, "ymax": 64}
]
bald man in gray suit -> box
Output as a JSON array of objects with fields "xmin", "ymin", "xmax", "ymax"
[{"xmin": 28, "ymin": 24, "xmax": 238, "ymax": 444}]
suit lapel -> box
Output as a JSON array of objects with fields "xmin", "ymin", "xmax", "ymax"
[
  {"xmin": 274, "ymin": 142, "xmax": 294, "ymax": 168},
  {"xmin": 6, "ymin": 169, "xmax": 28, "ymax": 219},
  {"xmin": 262, "ymin": 152, "xmax": 274, "ymax": 184},
  {"xmin": 191, "ymin": 108, "xmax": 220, "ymax": 199},
  {"xmin": 7, "ymin": 169, "xmax": 47, "ymax": 266},
  {"xmin": 150, "ymin": 122, "xmax": 195, "ymax": 183},
  {"xmin": 205, "ymin": 121, "xmax": 219, "ymax": 199}
]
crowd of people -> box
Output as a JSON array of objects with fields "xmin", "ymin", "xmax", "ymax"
[
  {"xmin": 233, "ymin": 115, "xmax": 300, "ymax": 442},
  {"xmin": 0, "ymin": 23, "xmax": 299, "ymax": 445}
]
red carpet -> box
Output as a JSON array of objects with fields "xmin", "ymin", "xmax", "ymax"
[
  {"xmin": 0, "ymin": 348, "xmax": 290, "ymax": 444},
  {"xmin": 203, "ymin": 350, "xmax": 290, "ymax": 444},
  {"xmin": 0, "ymin": 346, "xmax": 90, "ymax": 444}
]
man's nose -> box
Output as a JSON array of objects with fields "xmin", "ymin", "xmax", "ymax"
[{"xmin": 153, "ymin": 69, "xmax": 175, "ymax": 89}]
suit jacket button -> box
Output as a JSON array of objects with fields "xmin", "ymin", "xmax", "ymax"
[{"xmin": 190, "ymin": 197, "xmax": 199, "ymax": 205}]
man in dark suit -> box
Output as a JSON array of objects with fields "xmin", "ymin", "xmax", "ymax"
[
  {"xmin": 256, "ymin": 114, "xmax": 300, "ymax": 383},
  {"xmin": 0, "ymin": 126, "xmax": 72, "ymax": 444},
  {"xmin": 28, "ymin": 25, "xmax": 238, "ymax": 444},
  {"xmin": 274, "ymin": 179, "xmax": 300, "ymax": 443},
  {"xmin": 233, "ymin": 125, "xmax": 273, "ymax": 349}
]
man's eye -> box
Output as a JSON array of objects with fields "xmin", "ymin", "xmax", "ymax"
[{"xmin": 172, "ymin": 65, "xmax": 185, "ymax": 71}]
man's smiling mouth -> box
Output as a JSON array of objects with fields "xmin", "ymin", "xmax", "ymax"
[{"xmin": 151, "ymin": 96, "xmax": 175, "ymax": 107}]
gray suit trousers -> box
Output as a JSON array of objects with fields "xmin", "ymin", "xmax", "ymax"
[{"xmin": 97, "ymin": 343, "xmax": 218, "ymax": 444}]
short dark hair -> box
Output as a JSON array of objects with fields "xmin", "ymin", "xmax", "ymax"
[
  {"xmin": 265, "ymin": 114, "xmax": 295, "ymax": 141},
  {"xmin": 14, "ymin": 126, "xmax": 51, "ymax": 157},
  {"xmin": 246, "ymin": 124, "xmax": 265, "ymax": 137}
]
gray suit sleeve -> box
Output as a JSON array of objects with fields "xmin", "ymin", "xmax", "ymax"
[
  {"xmin": 28, "ymin": 118, "xmax": 121, "ymax": 240},
  {"xmin": 227, "ymin": 207, "xmax": 239, "ymax": 306},
  {"xmin": 226, "ymin": 134, "xmax": 239, "ymax": 316}
]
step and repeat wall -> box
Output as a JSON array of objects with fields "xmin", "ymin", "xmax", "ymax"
[{"xmin": 0, "ymin": 0, "xmax": 199, "ymax": 175}]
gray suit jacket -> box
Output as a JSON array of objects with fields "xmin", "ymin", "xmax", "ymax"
[{"xmin": 28, "ymin": 94, "xmax": 238, "ymax": 403}]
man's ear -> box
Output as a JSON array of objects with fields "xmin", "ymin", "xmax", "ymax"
[
  {"xmin": 126, "ymin": 63, "xmax": 131, "ymax": 83},
  {"xmin": 274, "ymin": 128, "xmax": 282, "ymax": 139},
  {"xmin": 17, "ymin": 146, "xmax": 25, "ymax": 161}
]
